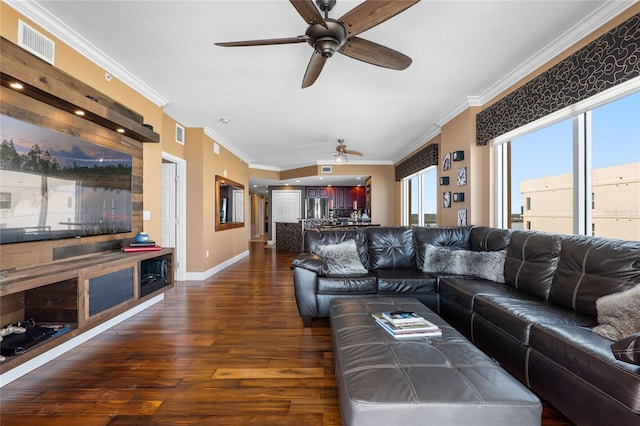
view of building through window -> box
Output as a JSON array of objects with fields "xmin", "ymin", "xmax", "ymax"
[
  {"xmin": 507, "ymin": 91, "xmax": 639, "ymax": 239},
  {"xmin": 406, "ymin": 167, "xmax": 437, "ymax": 227}
]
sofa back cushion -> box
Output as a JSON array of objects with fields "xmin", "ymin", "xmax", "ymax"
[
  {"xmin": 414, "ymin": 226, "xmax": 472, "ymax": 270},
  {"xmin": 304, "ymin": 229, "xmax": 369, "ymax": 267},
  {"xmin": 366, "ymin": 227, "xmax": 415, "ymax": 270},
  {"xmin": 470, "ymin": 227, "xmax": 512, "ymax": 252},
  {"xmin": 504, "ymin": 230, "xmax": 562, "ymax": 300},
  {"xmin": 548, "ymin": 235, "xmax": 640, "ymax": 317}
]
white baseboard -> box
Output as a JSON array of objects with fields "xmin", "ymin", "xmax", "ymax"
[
  {"xmin": 0, "ymin": 294, "xmax": 164, "ymax": 387},
  {"xmin": 184, "ymin": 250, "xmax": 249, "ymax": 281}
]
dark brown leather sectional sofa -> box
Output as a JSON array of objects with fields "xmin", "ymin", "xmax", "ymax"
[{"xmin": 292, "ymin": 225, "xmax": 640, "ymax": 425}]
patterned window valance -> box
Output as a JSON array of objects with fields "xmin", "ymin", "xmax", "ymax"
[
  {"xmin": 395, "ymin": 143, "xmax": 438, "ymax": 181},
  {"xmin": 477, "ymin": 13, "xmax": 640, "ymax": 146}
]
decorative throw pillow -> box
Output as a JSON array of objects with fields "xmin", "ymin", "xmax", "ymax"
[
  {"xmin": 611, "ymin": 332, "xmax": 640, "ymax": 365},
  {"xmin": 312, "ymin": 239, "xmax": 368, "ymax": 276},
  {"xmin": 422, "ymin": 244, "xmax": 507, "ymax": 283},
  {"xmin": 593, "ymin": 284, "xmax": 640, "ymax": 341}
]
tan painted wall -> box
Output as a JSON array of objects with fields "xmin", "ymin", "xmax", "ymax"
[{"xmin": 185, "ymin": 129, "xmax": 250, "ymax": 273}]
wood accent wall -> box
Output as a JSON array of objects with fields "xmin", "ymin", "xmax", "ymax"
[{"xmin": 0, "ymin": 38, "xmax": 159, "ymax": 271}]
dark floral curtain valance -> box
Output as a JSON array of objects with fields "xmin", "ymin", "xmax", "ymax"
[
  {"xmin": 477, "ymin": 13, "xmax": 640, "ymax": 146},
  {"xmin": 395, "ymin": 143, "xmax": 438, "ymax": 181}
]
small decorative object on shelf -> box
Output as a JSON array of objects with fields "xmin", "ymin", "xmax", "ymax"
[
  {"xmin": 453, "ymin": 150, "xmax": 465, "ymax": 161},
  {"xmin": 124, "ymin": 233, "xmax": 161, "ymax": 252},
  {"xmin": 439, "ymin": 176, "xmax": 450, "ymax": 185},
  {"xmin": 453, "ymin": 192, "xmax": 465, "ymax": 202}
]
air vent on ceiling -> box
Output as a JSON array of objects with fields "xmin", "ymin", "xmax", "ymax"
[
  {"xmin": 321, "ymin": 166, "xmax": 333, "ymax": 174},
  {"xmin": 18, "ymin": 20, "xmax": 55, "ymax": 64},
  {"xmin": 176, "ymin": 124, "xmax": 185, "ymax": 144}
]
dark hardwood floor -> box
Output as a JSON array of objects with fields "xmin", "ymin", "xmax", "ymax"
[{"xmin": 0, "ymin": 242, "xmax": 573, "ymax": 425}]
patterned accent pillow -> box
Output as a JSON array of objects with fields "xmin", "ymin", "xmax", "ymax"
[
  {"xmin": 422, "ymin": 244, "xmax": 507, "ymax": 283},
  {"xmin": 313, "ymin": 239, "xmax": 368, "ymax": 276},
  {"xmin": 593, "ymin": 284, "xmax": 640, "ymax": 341}
]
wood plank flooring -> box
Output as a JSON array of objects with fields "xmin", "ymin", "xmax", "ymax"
[{"xmin": 0, "ymin": 242, "xmax": 573, "ymax": 425}]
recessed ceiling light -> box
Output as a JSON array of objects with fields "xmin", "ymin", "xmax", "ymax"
[
  {"xmin": 75, "ymin": 110, "xmax": 85, "ymax": 116},
  {"xmin": 219, "ymin": 118, "xmax": 230, "ymax": 124},
  {"xmin": 116, "ymin": 128, "xmax": 125, "ymax": 133},
  {"xmin": 318, "ymin": 177, "xmax": 324, "ymax": 180},
  {"xmin": 9, "ymin": 82, "xmax": 24, "ymax": 90}
]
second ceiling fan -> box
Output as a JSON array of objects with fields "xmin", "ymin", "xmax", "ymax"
[{"xmin": 215, "ymin": 0, "xmax": 420, "ymax": 88}]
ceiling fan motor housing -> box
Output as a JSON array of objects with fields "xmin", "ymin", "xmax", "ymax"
[{"xmin": 305, "ymin": 19, "xmax": 346, "ymax": 58}]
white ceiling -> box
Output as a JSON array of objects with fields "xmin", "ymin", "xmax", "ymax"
[{"xmin": 6, "ymin": 0, "xmax": 633, "ymax": 192}]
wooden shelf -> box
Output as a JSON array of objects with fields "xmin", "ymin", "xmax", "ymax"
[{"xmin": 0, "ymin": 36, "xmax": 159, "ymax": 143}]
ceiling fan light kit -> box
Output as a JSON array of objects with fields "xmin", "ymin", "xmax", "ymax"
[{"xmin": 215, "ymin": 0, "xmax": 420, "ymax": 88}]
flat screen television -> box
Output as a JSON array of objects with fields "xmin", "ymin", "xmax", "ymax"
[{"xmin": 0, "ymin": 114, "xmax": 133, "ymax": 244}]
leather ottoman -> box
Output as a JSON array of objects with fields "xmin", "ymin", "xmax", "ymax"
[{"xmin": 330, "ymin": 297, "xmax": 542, "ymax": 426}]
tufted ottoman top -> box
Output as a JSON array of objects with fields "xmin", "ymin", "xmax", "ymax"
[{"xmin": 330, "ymin": 297, "xmax": 542, "ymax": 426}]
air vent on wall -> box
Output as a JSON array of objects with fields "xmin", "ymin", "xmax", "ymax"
[
  {"xmin": 321, "ymin": 166, "xmax": 332, "ymax": 174},
  {"xmin": 18, "ymin": 20, "xmax": 55, "ymax": 64},
  {"xmin": 176, "ymin": 124, "xmax": 185, "ymax": 144}
]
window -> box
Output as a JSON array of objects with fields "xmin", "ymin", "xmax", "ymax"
[
  {"xmin": 495, "ymin": 88, "xmax": 640, "ymax": 239},
  {"xmin": 0, "ymin": 192, "xmax": 10, "ymax": 209},
  {"xmin": 402, "ymin": 167, "xmax": 437, "ymax": 227}
]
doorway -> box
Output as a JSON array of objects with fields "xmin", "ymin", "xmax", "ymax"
[{"xmin": 161, "ymin": 152, "xmax": 187, "ymax": 281}]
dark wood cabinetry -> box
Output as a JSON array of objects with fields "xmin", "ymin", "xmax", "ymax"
[{"xmin": 307, "ymin": 185, "xmax": 367, "ymax": 211}]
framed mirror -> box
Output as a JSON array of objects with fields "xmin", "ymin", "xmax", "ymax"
[{"xmin": 215, "ymin": 175, "xmax": 245, "ymax": 231}]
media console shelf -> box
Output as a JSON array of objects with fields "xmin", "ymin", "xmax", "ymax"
[{"xmin": 0, "ymin": 248, "xmax": 173, "ymax": 378}]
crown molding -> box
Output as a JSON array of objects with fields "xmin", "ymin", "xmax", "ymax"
[
  {"xmin": 432, "ymin": 2, "xmax": 635, "ymax": 131},
  {"xmin": 203, "ymin": 127, "xmax": 251, "ymax": 164},
  {"xmin": 249, "ymin": 163, "xmax": 281, "ymax": 172},
  {"xmin": 392, "ymin": 126, "xmax": 441, "ymax": 165},
  {"xmin": 476, "ymin": 1, "xmax": 636, "ymax": 107},
  {"xmin": 4, "ymin": 0, "xmax": 170, "ymax": 107}
]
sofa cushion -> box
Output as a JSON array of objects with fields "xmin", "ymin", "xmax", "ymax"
[
  {"xmin": 439, "ymin": 277, "xmax": 518, "ymax": 311},
  {"xmin": 304, "ymin": 229, "xmax": 369, "ymax": 267},
  {"xmin": 366, "ymin": 227, "xmax": 416, "ymax": 270},
  {"xmin": 611, "ymin": 332, "xmax": 640, "ymax": 365},
  {"xmin": 593, "ymin": 284, "xmax": 640, "ymax": 340},
  {"xmin": 473, "ymin": 293, "xmax": 596, "ymax": 345},
  {"xmin": 422, "ymin": 245, "xmax": 507, "ymax": 283},
  {"xmin": 504, "ymin": 231, "xmax": 562, "ymax": 300},
  {"xmin": 470, "ymin": 226, "xmax": 512, "ymax": 252},
  {"xmin": 313, "ymin": 239, "xmax": 368, "ymax": 275},
  {"xmin": 530, "ymin": 323, "xmax": 640, "ymax": 413},
  {"xmin": 317, "ymin": 276, "xmax": 377, "ymax": 294},
  {"xmin": 414, "ymin": 226, "xmax": 472, "ymax": 270},
  {"xmin": 548, "ymin": 235, "xmax": 640, "ymax": 317},
  {"xmin": 374, "ymin": 269, "xmax": 436, "ymax": 295}
]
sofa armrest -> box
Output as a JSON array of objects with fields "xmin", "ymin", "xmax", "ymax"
[{"xmin": 292, "ymin": 252, "xmax": 327, "ymax": 274}]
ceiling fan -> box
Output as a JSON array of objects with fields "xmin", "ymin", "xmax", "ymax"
[
  {"xmin": 334, "ymin": 139, "xmax": 362, "ymax": 163},
  {"xmin": 215, "ymin": 0, "xmax": 420, "ymax": 88}
]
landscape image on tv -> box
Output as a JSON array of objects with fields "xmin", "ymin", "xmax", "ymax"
[{"xmin": 0, "ymin": 114, "xmax": 133, "ymax": 244}]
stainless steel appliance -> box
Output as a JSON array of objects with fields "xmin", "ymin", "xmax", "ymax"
[{"xmin": 306, "ymin": 198, "xmax": 329, "ymax": 219}]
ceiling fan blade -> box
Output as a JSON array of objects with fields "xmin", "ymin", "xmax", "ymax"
[
  {"xmin": 290, "ymin": 0, "xmax": 326, "ymax": 27},
  {"xmin": 339, "ymin": 36, "xmax": 411, "ymax": 70},
  {"xmin": 215, "ymin": 36, "xmax": 308, "ymax": 47},
  {"xmin": 345, "ymin": 150, "xmax": 364, "ymax": 156},
  {"xmin": 338, "ymin": 0, "xmax": 420, "ymax": 38},
  {"xmin": 302, "ymin": 51, "xmax": 327, "ymax": 88}
]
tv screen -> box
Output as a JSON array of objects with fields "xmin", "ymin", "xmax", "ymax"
[{"xmin": 0, "ymin": 114, "xmax": 133, "ymax": 244}]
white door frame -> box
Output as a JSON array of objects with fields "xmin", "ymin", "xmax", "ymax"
[{"xmin": 162, "ymin": 152, "xmax": 187, "ymax": 281}]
